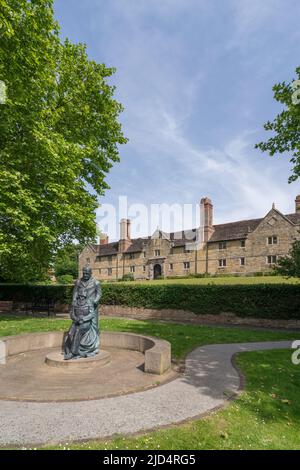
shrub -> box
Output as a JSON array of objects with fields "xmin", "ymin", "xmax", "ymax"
[
  {"xmin": 0, "ymin": 283, "xmax": 299, "ymax": 319},
  {"xmin": 120, "ymin": 273, "xmax": 135, "ymax": 282},
  {"xmin": 56, "ymin": 274, "xmax": 75, "ymax": 285},
  {"xmin": 0, "ymin": 284, "xmax": 74, "ymax": 304}
]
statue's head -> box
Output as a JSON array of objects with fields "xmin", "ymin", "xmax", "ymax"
[{"xmin": 82, "ymin": 265, "xmax": 92, "ymax": 281}]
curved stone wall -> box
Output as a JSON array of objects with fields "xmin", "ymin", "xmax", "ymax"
[{"xmin": 1, "ymin": 331, "xmax": 171, "ymax": 375}]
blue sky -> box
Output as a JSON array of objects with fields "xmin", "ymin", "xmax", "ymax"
[{"xmin": 54, "ymin": 0, "xmax": 300, "ymax": 240}]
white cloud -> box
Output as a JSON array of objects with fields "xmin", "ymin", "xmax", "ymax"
[{"xmin": 83, "ymin": 0, "xmax": 298, "ymax": 239}]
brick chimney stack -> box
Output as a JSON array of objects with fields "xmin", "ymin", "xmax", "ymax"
[
  {"xmin": 99, "ymin": 235, "xmax": 109, "ymax": 245},
  {"xmin": 295, "ymin": 195, "xmax": 300, "ymax": 213},
  {"xmin": 119, "ymin": 218, "xmax": 131, "ymax": 252},
  {"xmin": 200, "ymin": 197, "xmax": 214, "ymax": 242}
]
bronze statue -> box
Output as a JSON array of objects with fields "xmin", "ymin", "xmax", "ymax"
[{"xmin": 64, "ymin": 266, "xmax": 101, "ymax": 360}]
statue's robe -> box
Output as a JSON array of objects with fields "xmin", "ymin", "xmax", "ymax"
[{"xmin": 64, "ymin": 277, "xmax": 101, "ymax": 359}]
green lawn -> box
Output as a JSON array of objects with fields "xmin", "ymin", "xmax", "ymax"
[
  {"xmin": 0, "ymin": 316, "xmax": 297, "ymax": 359},
  {"xmin": 1, "ymin": 316, "xmax": 299, "ymax": 450},
  {"xmin": 114, "ymin": 275, "xmax": 300, "ymax": 286},
  {"xmin": 48, "ymin": 349, "xmax": 299, "ymax": 450}
]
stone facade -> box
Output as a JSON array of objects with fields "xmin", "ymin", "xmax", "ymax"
[{"xmin": 79, "ymin": 196, "xmax": 300, "ymax": 280}]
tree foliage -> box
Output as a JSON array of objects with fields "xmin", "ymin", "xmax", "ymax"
[
  {"xmin": 54, "ymin": 243, "xmax": 82, "ymax": 279},
  {"xmin": 275, "ymin": 238, "xmax": 300, "ymax": 278},
  {"xmin": 0, "ymin": 0, "xmax": 127, "ymax": 282},
  {"xmin": 255, "ymin": 66, "xmax": 300, "ymax": 183}
]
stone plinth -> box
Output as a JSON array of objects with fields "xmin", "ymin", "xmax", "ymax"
[{"xmin": 45, "ymin": 350, "xmax": 111, "ymax": 369}]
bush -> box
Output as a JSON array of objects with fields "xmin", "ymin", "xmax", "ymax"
[
  {"xmin": 99, "ymin": 283, "xmax": 300, "ymax": 319},
  {"xmin": 0, "ymin": 283, "xmax": 299, "ymax": 319},
  {"xmin": 56, "ymin": 274, "xmax": 75, "ymax": 285},
  {"xmin": 120, "ymin": 273, "xmax": 134, "ymax": 282},
  {"xmin": 0, "ymin": 284, "xmax": 74, "ymax": 304}
]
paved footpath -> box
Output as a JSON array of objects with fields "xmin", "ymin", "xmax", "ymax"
[{"xmin": 0, "ymin": 341, "xmax": 293, "ymax": 447}]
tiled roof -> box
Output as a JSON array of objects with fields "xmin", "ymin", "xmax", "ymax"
[
  {"xmin": 96, "ymin": 212, "xmax": 300, "ymax": 254},
  {"xmin": 97, "ymin": 242, "xmax": 119, "ymax": 257},
  {"xmin": 208, "ymin": 212, "xmax": 300, "ymax": 243},
  {"xmin": 285, "ymin": 213, "xmax": 300, "ymax": 225},
  {"xmin": 208, "ymin": 218, "xmax": 262, "ymax": 243},
  {"xmin": 170, "ymin": 229, "xmax": 197, "ymax": 246},
  {"xmin": 124, "ymin": 237, "xmax": 150, "ymax": 253}
]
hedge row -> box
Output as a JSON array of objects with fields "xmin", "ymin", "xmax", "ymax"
[
  {"xmin": 0, "ymin": 283, "xmax": 299, "ymax": 319},
  {"xmin": 0, "ymin": 284, "xmax": 74, "ymax": 304},
  {"xmin": 101, "ymin": 283, "xmax": 300, "ymax": 319}
]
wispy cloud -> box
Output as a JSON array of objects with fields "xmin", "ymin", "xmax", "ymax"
[{"xmin": 55, "ymin": 0, "xmax": 300, "ymax": 240}]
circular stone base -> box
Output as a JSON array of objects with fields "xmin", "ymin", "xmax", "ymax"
[
  {"xmin": 45, "ymin": 350, "xmax": 111, "ymax": 369},
  {"xmin": 0, "ymin": 347, "xmax": 176, "ymax": 402}
]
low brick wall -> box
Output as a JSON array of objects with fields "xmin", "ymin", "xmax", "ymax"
[
  {"xmin": 100, "ymin": 304, "xmax": 300, "ymax": 329},
  {"xmin": 3, "ymin": 302, "xmax": 300, "ymax": 330},
  {"xmin": 0, "ymin": 301, "xmax": 13, "ymax": 312}
]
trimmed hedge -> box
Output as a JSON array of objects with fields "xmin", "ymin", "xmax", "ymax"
[
  {"xmin": 0, "ymin": 282, "xmax": 299, "ymax": 319},
  {"xmin": 0, "ymin": 284, "xmax": 74, "ymax": 304},
  {"xmin": 101, "ymin": 283, "xmax": 300, "ymax": 319}
]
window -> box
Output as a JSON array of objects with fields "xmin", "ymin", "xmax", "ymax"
[
  {"xmin": 143, "ymin": 265, "xmax": 146, "ymax": 272},
  {"xmin": 155, "ymin": 250, "xmax": 160, "ymax": 257},
  {"xmin": 267, "ymin": 255, "xmax": 277, "ymax": 264},
  {"xmin": 183, "ymin": 262, "xmax": 190, "ymax": 269},
  {"xmin": 129, "ymin": 253, "xmax": 135, "ymax": 259},
  {"xmin": 219, "ymin": 259, "xmax": 226, "ymax": 267},
  {"xmin": 130, "ymin": 266, "xmax": 135, "ymax": 273},
  {"xmin": 267, "ymin": 236, "xmax": 278, "ymax": 245},
  {"xmin": 219, "ymin": 241, "xmax": 227, "ymax": 250},
  {"xmin": 107, "ymin": 268, "xmax": 112, "ymax": 276},
  {"xmin": 143, "ymin": 252, "xmax": 146, "ymax": 258},
  {"xmin": 96, "ymin": 256, "xmax": 101, "ymax": 262},
  {"xmin": 107, "ymin": 255, "xmax": 112, "ymax": 262},
  {"xmin": 240, "ymin": 257, "xmax": 245, "ymax": 266},
  {"xmin": 86, "ymin": 258, "xmax": 90, "ymax": 264},
  {"xmin": 184, "ymin": 248, "xmax": 191, "ymax": 253},
  {"xmin": 99, "ymin": 269, "xmax": 101, "ymax": 274},
  {"xmin": 169, "ymin": 263, "xmax": 173, "ymax": 271},
  {"xmin": 240, "ymin": 240, "xmax": 245, "ymax": 247}
]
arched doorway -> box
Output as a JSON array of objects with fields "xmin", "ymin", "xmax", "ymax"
[{"xmin": 153, "ymin": 264, "xmax": 162, "ymax": 279}]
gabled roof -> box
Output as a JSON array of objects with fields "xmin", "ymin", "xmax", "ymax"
[
  {"xmin": 170, "ymin": 229, "xmax": 197, "ymax": 246},
  {"xmin": 208, "ymin": 218, "xmax": 262, "ymax": 243},
  {"xmin": 97, "ymin": 242, "xmax": 119, "ymax": 257},
  {"xmin": 208, "ymin": 212, "xmax": 300, "ymax": 243},
  {"xmin": 95, "ymin": 212, "xmax": 300, "ymax": 255},
  {"xmin": 124, "ymin": 237, "xmax": 149, "ymax": 253},
  {"xmin": 285, "ymin": 213, "xmax": 300, "ymax": 225}
]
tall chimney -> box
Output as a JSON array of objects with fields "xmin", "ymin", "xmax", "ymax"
[
  {"xmin": 295, "ymin": 195, "xmax": 300, "ymax": 213},
  {"xmin": 200, "ymin": 197, "xmax": 214, "ymax": 242},
  {"xmin": 119, "ymin": 218, "xmax": 131, "ymax": 252},
  {"xmin": 100, "ymin": 234, "xmax": 109, "ymax": 245}
]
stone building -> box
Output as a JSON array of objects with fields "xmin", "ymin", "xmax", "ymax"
[{"xmin": 79, "ymin": 195, "xmax": 300, "ymax": 280}]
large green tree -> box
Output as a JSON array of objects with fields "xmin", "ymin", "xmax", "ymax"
[
  {"xmin": 0, "ymin": 0, "xmax": 127, "ymax": 282},
  {"xmin": 255, "ymin": 66, "xmax": 300, "ymax": 183}
]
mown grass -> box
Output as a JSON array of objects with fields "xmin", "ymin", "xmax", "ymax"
[
  {"xmin": 0, "ymin": 316, "xmax": 297, "ymax": 359},
  {"xmin": 114, "ymin": 275, "xmax": 300, "ymax": 286},
  {"xmin": 47, "ymin": 349, "xmax": 299, "ymax": 450}
]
